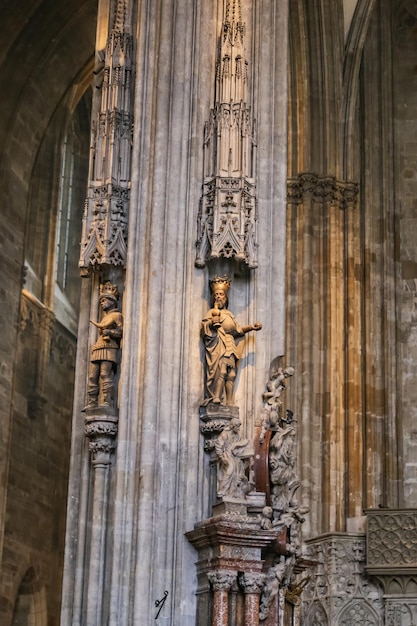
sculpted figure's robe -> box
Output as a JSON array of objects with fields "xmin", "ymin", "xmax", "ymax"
[{"xmin": 201, "ymin": 308, "xmax": 245, "ymax": 405}]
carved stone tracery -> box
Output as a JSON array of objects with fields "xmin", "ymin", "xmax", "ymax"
[{"xmin": 301, "ymin": 535, "xmax": 383, "ymax": 625}]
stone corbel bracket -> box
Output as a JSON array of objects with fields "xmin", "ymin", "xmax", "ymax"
[
  {"xmin": 199, "ymin": 404, "xmax": 240, "ymax": 452},
  {"xmin": 84, "ymin": 410, "xmax": 119, "ymax": 464}
]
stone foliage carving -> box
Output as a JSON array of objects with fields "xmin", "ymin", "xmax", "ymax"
[
  {"xmin": 287, "ymin": 172, "xmax": 358, "ymax": 210},
  {"xmin": 207, "ymin": 570, "xmax": 236, "ymax": 591},
  {"xmin": 84, "ymin": 282, "xmax": 123, "ymax": 410},
  {"xmin": 195, "ymin": 0, "xmax": 257, "ymax": 269},
  {"xmin": 79, "ymin": 0, "xmax": 134, "ymax": 269},
  {"xmin": 201, "ymin": 275, "xmax": 261, "ymax": 407},
  {"xmin": 238, "ymin": 572, "xmax": 265, "ymax": 594}
]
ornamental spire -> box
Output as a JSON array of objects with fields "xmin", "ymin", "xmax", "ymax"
[
  {"xmin": 79, "ymin": 0, "xmax": 134, "ymax": 270},
  {"xmin": 195, "ymin": 0, "xmax": 257, "ymax": 269}
]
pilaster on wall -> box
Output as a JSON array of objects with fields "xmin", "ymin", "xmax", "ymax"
[{"xmin": 286, "ymin": 173, "xmax": 358, "ymax": 536}]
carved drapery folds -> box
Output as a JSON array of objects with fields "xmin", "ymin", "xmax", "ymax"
[
  {"xmin": 195, "ymin": 0, "xmax": 257, "ymax": 269},
  {"xmin": 79, "ymin": 0, "xmax": 134, "ymax": 270}
]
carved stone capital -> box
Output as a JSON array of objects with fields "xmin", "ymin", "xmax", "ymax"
[
  {"xmin": 84, "ymin": 413, "xmax": 118, "ymax": 463},
  {"xmin": 287, "ymin": 173, "xmax": 358, "ymax": 210},
  {"xmin": 208, "ymin": 570, "xmax": 236, "ymax": 592},
  {"xmin": 239, "ymin": 572, "xmax": 265, "ymax": 594}
]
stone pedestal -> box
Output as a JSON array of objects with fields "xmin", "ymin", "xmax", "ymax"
[{"xmin": 186, "ymin": 500, "xmax": 283, "ymax": 626}]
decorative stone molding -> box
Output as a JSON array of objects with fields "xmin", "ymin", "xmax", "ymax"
[
  {"xmin": 79, "ymin": 0, "xmax": 134, "ymax": 270},
  {"xmin": 254, "ymin": 363, "xmax": 310, "ymax": 622},
  {"xmin": 301, "ymin": 534, "xmax": 383, "ymax": 625},
  {"xmin": 287, "ymin": 173, "xmax": 358, "ymax": 210},
  {"xmin": 195, "ymin": 0, "xmax": 257, "ymax": 269}
]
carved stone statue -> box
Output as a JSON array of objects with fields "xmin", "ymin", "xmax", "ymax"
[
  {"xmin": 214, "ymin": 418, "xmax": 253, "ymax": 500},
  {"xmin": 84, "ymin": 281, "xmax": 123, "ymax": 410},
  {"xmin": 201, "ymin": 275, "xmax": 262, "ymax": 406},
  {"xmin": 259, "ymin": 556, "xmax": 287, "ymax": 621},
  {"xmin": 269, "ymin": 420, "xmax": 299, "ymax": 513}
]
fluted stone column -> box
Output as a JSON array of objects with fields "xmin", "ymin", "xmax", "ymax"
[{"xmin": 208, "ymin": 570, "xmax": 236, "ymax": 626}]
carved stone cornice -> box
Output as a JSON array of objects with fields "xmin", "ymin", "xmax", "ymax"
[
  {"xmin": 287, "ymin": 173, "xmax": 358, "ymax": 210},
  {"xmin": 20, "ymin": 290, "xmax": 56, "ymax": 335}
]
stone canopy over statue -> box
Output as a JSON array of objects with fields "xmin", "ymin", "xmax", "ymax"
[{"xmin": 201, "ymin": 275, "xmax": 262, "ymax": 407}]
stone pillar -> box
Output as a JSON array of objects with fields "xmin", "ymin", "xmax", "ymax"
[
  {"xmin": 207, "ymin": 570, "xmax": 235, "ymax": 626},
  {"xmin": 239, "ymin": 572, "xmax": 265, "ymax": 626},
  {"xmin": 84, "ymin": 410, "xmax": 118, "ymax": 626}
]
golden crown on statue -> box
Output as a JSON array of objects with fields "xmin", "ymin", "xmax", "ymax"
[
  {"xmin": 99, "ymin": 281, "xmax": 120, "ymax": 302},
  {"xmin": 209, "ymin": 275, "xmax": 231, "ymax": 294}
]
